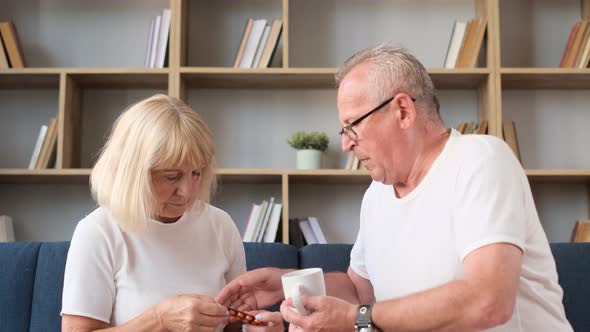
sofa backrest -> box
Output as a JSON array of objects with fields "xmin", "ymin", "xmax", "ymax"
[{"xmin": 1, "ymin": 242, "xmax": 589, "ymax": 331}]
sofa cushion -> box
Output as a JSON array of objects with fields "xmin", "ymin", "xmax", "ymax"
[
  {"xmin": 0, "ymin": 242, "xmax": 41, "ymax": 332},
  {"xmin": 244, "ymin": 242, "xmax": 298, "ymax": 270},
  {"xmin": 29, "ymin": 242, "xmax": 70, "ymax": 332},
  {"xmin": 551, "ymin": 242, "xmax": 590, "ymax": 332},
  {"xmin": 299, "ymin": 244, "xmax": 352, "ymax": 272}
]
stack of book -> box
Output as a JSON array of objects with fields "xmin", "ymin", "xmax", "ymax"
[
  {"xmin": 456, "ymin": 120, "xmax": 488, "ymax": 135},
  {"xmin": 444, "ymin": 18, "xmax": 487, "ymax": 68},
  {"xmin": 242, "ymin": 197, "xmax": 283, "ymax": 242},
  {"xmin": 571, "ymin": 220, "xmax": 590, "ymax": 242},
  {"xmin": 560, "ymin": 20, "xmax": 590, "ymax": 68},
  {"xmin": 29, "ymin": 117, "xmax": 58, "ymax": 170},
  {"xmin": 344, "ymin": 151, "xmax": 364, "ymax": 170},
  {"xmin": 0, "ymin": 215, "xmax": 15, "ymax": 242},
  {"xmin": 0, "ymin": 21, "xmax": 26, "ymax": 69},
  {"xmin": 233, "ymin": 18, "xmax": 283, "ymax": 68},
  {"xmin": 144, "ymin": 8, "xmax": 171, "ymax": 68}
]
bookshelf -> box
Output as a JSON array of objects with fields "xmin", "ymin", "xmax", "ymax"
[{"xmin": 0, "ymin": 0, "xmax": 588, "ymax": 243}]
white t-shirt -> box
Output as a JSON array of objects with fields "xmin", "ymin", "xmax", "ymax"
[
  {"xmin": 61, "ymin": 204, "xmax": 246, "ymax": 327},
  {"xmin": 350, "ymin": 129, "xmax": 572, "ymax": 331}
]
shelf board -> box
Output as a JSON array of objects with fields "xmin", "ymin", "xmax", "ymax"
[
  {"xmin": 66, "ymin": 68, "xmax": 170, "ymax": 88},
  {"xmin": 181, "ymin": 67, "xmax": 489, "ymax": 89},
  {"xmin": 501, "ymin": 68, "xmax": 590, "ymax": 89},
  {"xmin": 525, "ymin": 169, "xmax": 590, "ymax": 183},
  {"xmin": 0, "ymin": 69, "xmax": 61, "ymax": 89},
  {"xmin": 2, "ymin": 168, "xmax": 588, "ymax": 184}
]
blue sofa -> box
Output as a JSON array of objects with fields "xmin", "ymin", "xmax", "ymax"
[{"xmin": 1, "ymin": 242, "xmax": 589, "ymax": 331}]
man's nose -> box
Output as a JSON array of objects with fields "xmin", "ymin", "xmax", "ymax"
[{"xmin": 341, "ymin": 134, "xmax": 355, "ymax": 152}]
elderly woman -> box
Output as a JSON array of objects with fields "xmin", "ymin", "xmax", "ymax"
[{"xmin": 61, "ymin": 95, "xmax": 282, "ymax": 332}]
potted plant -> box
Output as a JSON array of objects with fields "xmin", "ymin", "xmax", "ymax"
[{"xmin": 287, "ymin": 131, "xmax": 330, "ymax": 169}]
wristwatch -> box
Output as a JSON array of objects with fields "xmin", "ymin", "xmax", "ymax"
[{"xmin": 355, "ymin": 304, "xmax": 379, "ymax": 332}]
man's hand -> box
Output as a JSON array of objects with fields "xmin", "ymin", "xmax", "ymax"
[
  {"xmin": 216, "ymin": 267, "xmax": 293, "ymax": 311},
  {"xmin": 280, "ymin": 295, "xmax": 356, "ymax": 332}
]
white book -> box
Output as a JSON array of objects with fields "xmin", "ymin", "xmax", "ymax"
[
  {"xmin": 239, "ymin": 19, "xmax": 267, "ymax": 68},
  {"xmin": 263, "ymin": 203, "xmax": 282, "ymax": 243},
  {"xmin": 250, "ymin": 200, "xmax": 268, "ymax": 242},
  {"xmin": 444, "ymin": 20, "xmax": 468, "ymax": 69},
  {"xmin": 307, "ymin": 216, "xmax": 328, "ymax": 244},
  {"xmin": 28, "ymin": 125, "xmax": 48, "ymax": 169},
  {"xmin": 155, "ymin": 9, "xmax": 171, "ymax": 68},
  {"xmin": 144, "ymin": 17, "xmax": 156, "ymax": 68},
  {"xmin": 149, "ymin": 15, "xmax": 162, "ymax": 68},
  {"xmin": 255, "ymin": 197, "xmax": 275, "ymax": 242},
  {"xmin": 299, "ymin": 219, "xmax": 318, "ymax": 244},
  {"xmin": 242, "ymin": 203, "xmax": 262, "ymax": 242},
  {"xmin": 0, "ymin": 215, "xmax": 15, "ymax": 242},
  {"xmin": 252, "ymin": 25, "xmax": 270, "ymax": 68}
]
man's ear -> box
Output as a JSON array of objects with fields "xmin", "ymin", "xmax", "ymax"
[{"xmin": 397, "ymin": 94, "xmax": 416, "ymax": 129}]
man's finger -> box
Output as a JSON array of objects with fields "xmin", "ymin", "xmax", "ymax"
[{"xmin": 280, "ymin": 299, "xmax": 307, "ymax": 328}]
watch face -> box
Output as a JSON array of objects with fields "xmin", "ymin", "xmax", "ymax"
[{"xmin": 359, "ymin": 328, "xmax": 369, "ymax": 332}]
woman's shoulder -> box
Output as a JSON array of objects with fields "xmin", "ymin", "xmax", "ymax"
[{"xmin": 73, "ymin": 207, "xmax": 122, "ymax": 242}]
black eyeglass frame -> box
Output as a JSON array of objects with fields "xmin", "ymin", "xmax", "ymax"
[{"xmin": 338, "ymin": 94, "xmax": 416, "ymax": 140}]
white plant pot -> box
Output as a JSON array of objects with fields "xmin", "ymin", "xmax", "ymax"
[{"xmin": 296, "ymin": 149, "xmax": 322, "ymax": 169}]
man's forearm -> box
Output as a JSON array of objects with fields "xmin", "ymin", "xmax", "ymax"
[
  {"xmin": 324, "ymin": 272, "xmax": 361, "ymax": 304},
  {"xmin": 371, "ymin": 280, "xmax": 510, "ymax": 332}
]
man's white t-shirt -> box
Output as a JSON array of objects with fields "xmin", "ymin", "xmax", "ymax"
[
  {"xmin": 61, "ymin": 204, "xmax": 246, "ymax": 327},
  {"xmin": 350, "ymin": 129, "xmax": 572, "ymax": 331}
]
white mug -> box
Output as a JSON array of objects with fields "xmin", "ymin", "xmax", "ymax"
[{"xmin": 281, "ymin": 268, "xmax": 326, "ymax": 315}]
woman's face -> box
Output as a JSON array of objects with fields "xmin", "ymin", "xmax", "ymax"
[{"xmin": 150, "ymin": 163, "xmax": 202, "ymax": 223}]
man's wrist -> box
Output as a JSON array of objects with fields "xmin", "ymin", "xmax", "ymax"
[{"xmin": 355, "ymin": 304, "xmax": 380, "ymax": 332}]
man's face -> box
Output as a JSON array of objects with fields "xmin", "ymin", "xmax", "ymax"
[{"xmin": 337, "ymin": 64, "xmax": 400, "ymax": 184}]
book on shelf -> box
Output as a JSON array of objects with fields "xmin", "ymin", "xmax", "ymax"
[
  {"xmin": 0, "ymin": 21, "xmax": 25, "ymax": 68},
  {"xmin": 444, "ymin": 20, "xmax": 468, "ymax": 69},
  {"xmin": 258, "ymin": 19, "xmax": 283, "ymax": 68},
  {"xmin": 234, "ymin": 18, "xmax": 254, "ymax": 67},
  {"xmin": 344, "ymin": 151, "xmax": 355, "ymax": 169},
  {"xmin": 571, "ymin": 220, "xmax": 590, "ymax": 242},
  {"xmin": 144, "ymin": 16, "xmax": 156, "ymax": 67},
  {"xmin": 502, "ymin": 121, "xmax": 521, "ymax": 162},
  {"xmin": 36, "ymin": 117, "xmax": 58, "ymax": 169},
  {"xmin": 242, "ymin": 198, "xmax": 282, "ymax": 243},
  {"xmin": 560, "ymin": 20, "xmax": 590, "ymax": 68},
  {"xmin": 238, "ymin": 19, "xmax": 267, "ymax": 68},
  {"xmin": 143, "ymin": 8, "xmax": 170, "ymax": 69},
  {"xmin": 154, "ymin": 9, "xmax": 171, "ymax": 69},
  {"xmin": 251, "ymin": 24, "xmax": 270, "ymax": 68},
  {"xmin": 28, "ymin": 124, "xmax": 48, "ymax": 170},
  {"xmin": 0, "ymin": 33, "xmax": 9, "ymax": 69},
  {"xmin": 307, "ymin": 216, "xmax": 328, "ymax": 244},
  {"xmin": 288, "ymin": 218, "xmax": 306, "ymax": 249},
  {"xmin": 0, "ymin": 215, "xmax": 15, "ymax": 242},
  {"xmin": 148, "ymin": 15, "xmax": 161, "ymax": 68},
  {"xmin": 474, "ymin": 120, "xmax": 488, "ymax": 135},
  {"xmin": 298, "ymin": 218, "xmax": 318, "ymax": 245}
]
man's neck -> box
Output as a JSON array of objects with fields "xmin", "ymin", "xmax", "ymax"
[{"xmin": 394, "ymin": 127, "xmax": 451, "ymax": 198}]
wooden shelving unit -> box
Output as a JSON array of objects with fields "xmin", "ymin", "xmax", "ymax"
[{"xmin": 1, "ymin": 0, "xmax": 589, "ymax": 242}]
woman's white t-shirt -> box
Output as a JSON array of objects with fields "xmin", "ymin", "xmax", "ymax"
[{"xmin": 61, "ymin": 204, "xmax": 246, "ymax": 326}]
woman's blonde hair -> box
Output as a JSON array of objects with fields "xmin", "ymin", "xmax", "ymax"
[{"xmin": 91, "ymin": 94, "xmax": 217, "ymax": 233}]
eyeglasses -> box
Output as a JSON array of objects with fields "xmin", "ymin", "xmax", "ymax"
[{"xmin": 338, "ymin": 94, "xmax": 415, "ymax": 141}]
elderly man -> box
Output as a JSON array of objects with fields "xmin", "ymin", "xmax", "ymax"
[{"xmin": 216, "ymin": 45, "xmax": 572, "ymax": 332}]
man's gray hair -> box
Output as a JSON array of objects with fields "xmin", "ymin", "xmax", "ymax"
[{"xmin": 335, "ymin": 44, "xmax": 440, "ymax": 116}]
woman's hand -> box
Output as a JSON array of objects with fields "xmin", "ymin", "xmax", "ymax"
[
  {"xmin": 240, "ymin": 310, "xmax": 285, "ymax": 332},
  {"xmin": 156, "ymin": 294, "xmax": 229, "ymax": 331}
]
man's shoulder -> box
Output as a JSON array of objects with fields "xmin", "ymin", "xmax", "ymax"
[{"xmin": 452, "ymin": 132, "xmax": 515, "ymax": 163}]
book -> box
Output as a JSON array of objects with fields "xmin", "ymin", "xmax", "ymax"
[
  {"xmin": 503, "ymin": 121, "xmax": 521, "ymax": 162},
  {"xmin": 258, "ymin": 19, "xmax": 283, "ymax": 68},
  {"xmin": 149, "ymin": 15, "xmax": 162, "ymax": 68},
  {"xmin": 444, "ymin": 20, "xmax": 468, "ymax": 68},
  {"xmin": 28, "ymin": 124, "xmax": 48, "ymax": 169},
  {"xmin": 466, "ymin": 19, "xmax": 487, "ymax": 68},
  {"xmin": 0, "ymin": 21, "xmax": 25, "ymax": 68},
  {"xmin": 36, "ymin": 117, "xmax": 58, "ymax": 169},
  {"xmin": 239, "ymin": 19, "xmax": 267, "ymax": 68},
  {"xmin": 298, "ymin": 219, "xmax": 318, "ymax": 244},
  {"xmin": 144, "ymin": 16, "xmax": 156, "ymax": 68},
  {"xmin": 234, "ymin": 18, "xmax": 254, "ymax": 67},
  {"xmin": 288, "ymin": 218, "xmax": 305, "ymax": 248},
  {"xmin": 575, "ymin": 22, "xmax": 590, "ymax": 68},
  {"xmin": 155, "ymin": 9, "xmax": 171, "ymax": 69},
  {"xmin": 474, "ymin": 120, "xmax": 488, "ymax": 134},
  {"xmin": 255, "ymin": 197, "xmax": 274, "ymax": 242},
  {"xmin": 262, "ymin": 203, "xmax": 282, "ymax": 242},
  {"xmin": 560, "ymin": 21, "xmax": 581, "ymax": 67},
  {"xmin": 456, "ymin": 19, "xmax": 480, "ymax": 68},
  {"xmin": 344, "ymin": 151, "xmax": 355, "ymax": 169},
  {"xmin": 565, "ymin": 20, "xmax": 588, "ymax": 68},
  {"xmin": 252, "ymin": 24, "xmax": 270, "ymax": 68},
  {"xmin": 307, "ymin": 216, "xmax": 328, "ymax": 244},
  {"xmin": 242, "ymin": 203, "xmax": 262, "ymax": 242},
  {"xmin": 571, "ymin": 220, "xmax": 590, "ymax": 242},
  {"xmin": 0, "ymin": 215, "xmax": 15, "ymax": 242},
  {"xmin": 0, "ymin": 33, "xmax": 9, "ymax": 69}
]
